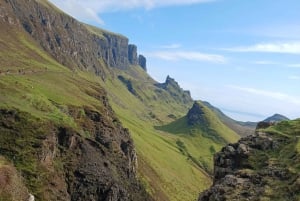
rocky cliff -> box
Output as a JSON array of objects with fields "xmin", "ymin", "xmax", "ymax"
[
  {"xmin": 155, "ymin": 75, "xmax": 192, "ymax": 105},
  {"xmin": 0, "ymin": 102, "xmax": 152, "ymax": 201},
  {"xmin": 2, "ymin": 0, "xmax": 146, "ymax": 75},
  {"xmin": 199, "ymin": 120, "xmax": 300, "ymax": 201},
  {"xmin": 138, "ymin": 55, "xmax": 147, "ymax": 71}
]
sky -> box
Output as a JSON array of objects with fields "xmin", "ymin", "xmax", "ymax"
[{"xmin": 48, "ymin": 0, "xmax": 300, "ymax": 121}]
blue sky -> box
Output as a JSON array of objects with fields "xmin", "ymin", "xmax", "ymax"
[{"xmin": 49, "ymin": 0, "xmax": 300, "ymax": 121}]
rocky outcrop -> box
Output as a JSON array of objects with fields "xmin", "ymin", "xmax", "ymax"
[
  {"xmin": 128, "ymin": 44, "xmax": 138, "ymax": 65},
  {"xmin": 1, "ymin": 0, "xmax": 146, "ymax": 75},
  {"xmin": 187, "ymin": 102, "xmax": 206, "ymax": 126},
  {"xmin": 0, "ymin": 104, "xmax": 152, "ymax": 201},
  {"xmin": 198, "ymin": 129, "xmax": 299, "ymax": 201},
  {"xmin": 138, "ymin": 55, "xmax": 147, "ymax": 71},
  {"xmin": 155, "ymin": 75, "xmax": 193, "ymax": 104}
]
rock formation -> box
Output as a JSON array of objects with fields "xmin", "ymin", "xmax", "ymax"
[
  {"xmin": 155, "ymin": 75, "xmax": 193, "ymax": 104},
  {"xmin": 198, "ymin": 126, "xmax": 300, "ymax": 201},
  {"xmin": 187, "ymin": 102, "xmax": 206, "ymax": 126},
  {"xmin": 138, "ymin": 55, "xmax": 147, "ymax": 71},
  {"xmin": 2, "ymin": 0, "xmax": 146, "ymax": 75},
  {"xmin": 128, "ymin": 44, "xmax": 138, "ymax": 65},
  {"xmin": 0, "ymin": 104, "xmax": 152, "ymax": 201}
]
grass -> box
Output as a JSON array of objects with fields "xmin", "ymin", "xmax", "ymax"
[
  {"xmin": 156, "ymin": 101, "xmax": 239, "ymax": 174},
  {"xmin": 242, "ymin": 119, "xmax": 300, "ymax": 200},
  {"xmin": 0, "ymin": 157, "xmax": 29, "ymax": 201},
  {"xmin": 99, "ymin": 65, "xmax": 240, "ymax": 200},
  {"xmin": 111, "ymin": 105, "xmax": 212, "ymax": 200},
  {"xmin": 0, "ymin": 15, "xmax": 240, "ymax": 201},
  {"xmin": 0, "ymin": 23, "xmax": 111, "ymax": 199}
]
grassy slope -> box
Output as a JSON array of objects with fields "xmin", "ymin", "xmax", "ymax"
[
  {"xmin": 0, "ymin": 25, "xmax": 210, "ymax": 200},
  {"xmin": 250, "ymin": 120, "xmax": 300, "ymax": 200},
  {"xmin": 97, "ymin": 65, "xmax": 240, "ymax": 200},
  {"xmin": 0, "ymin": 25, "xmax": 108, "ymax": 129},
  {"xmin": 1, "ymin": 19, "xmax": 240, "ymax": 201},
  {"xmin": 0, "ymin": 23, "xmax": 130, "ymax": 200},
  {"xmin": 202, "ymin": 102, "xmax": 256, "ymax": 137},
  {"xmin": 157, "ymin": 101, "xmax": 240, "ymax": 173},
  {"xmin": 96, "ymin": 69, "xmax": 210, "ymax": 200}
]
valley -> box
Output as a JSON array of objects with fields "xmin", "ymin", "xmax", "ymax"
[{"xmin": 0, "ymin": 0, "xmax": 299, "ymax": 201}]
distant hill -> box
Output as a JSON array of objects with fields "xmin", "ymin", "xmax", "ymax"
[
  {"xmin": 263, "ymin": 114, "xmax": 289, "ymax": 122},
  {"xmin": 157, "ymin": 101, "xmax": 240, "ymax": 174},
  {"xmin": 202, "ymin": 102, "xmax": 256, "ymax": 137}
]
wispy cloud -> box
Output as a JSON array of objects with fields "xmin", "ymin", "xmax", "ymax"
[
  {"xmin": 146, "ymin": 50, "xmax": 227, "ymax": 63},
  {"xmin": 228, "ymin": 85, "xmax": 300, "ymax": 105},
  {"xmin": 251, "ymin": 61, "xmax": 300, "ymax": 68},
  {"xmin": 49, "ymin": 0, "xmax": 215, "ymax": 24},
  {"xmin": 224, "ymin": 41, "xmax": 300, "ymax": 54}
]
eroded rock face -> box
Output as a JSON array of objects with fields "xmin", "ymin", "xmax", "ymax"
[
  {"xmin": 138, "ymin": 55, "xmax": 147, "ymax": 71},
  {"xmin": 187, "ymin": 102, "xmax": 206, "ymax": 126},
  {"xmin": 155, "ymin": 75, "xmax": 193, "ymax": 105},
  {"xmin": 2, "ymin": 0, "xmax": 146, "ymax": 75},
  {"xmin": 198, "ymin": 131, "xmax": 297, "ymax": 201},
  {"xmin": 0, "ymin": 106, "xmax": 151, "ymax": 201},
  {"xmin": 128, "ymin": 44, "xmax": 138, "ymax": 65}
]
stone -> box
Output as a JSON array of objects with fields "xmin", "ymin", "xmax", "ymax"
[
  {"xmin": 128, "ymin": 44, "xmax": 138, "ymax": 65},
  {"xmin": 138, "ymin": 54, "xmax": 147, "ymax": 71}
]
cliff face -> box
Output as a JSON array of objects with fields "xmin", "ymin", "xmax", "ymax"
[
  {"xmin": 2, "ymin": 0, "xmax": 145, "ymax": 74},
  {"xmin": 155, "ymin": 75, "xmax": 193, "ymax": 105},
  {"xmin": 0, "ymin": 103, "xmax": 151, "ymax": 201},
  {"xmin": 187, "ymin": 102, "xmax": 207, "ymax": 126},
  {"xmin": 138, "ymin": 55, "xmax": 147, "ymax": 71},
  {"xmin": 199, "ymin": 123, "xmax": 300, "ymax": 201}
]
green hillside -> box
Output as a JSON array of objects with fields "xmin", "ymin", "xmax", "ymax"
[
  {"xmin": 0, "ymin": 0, "xmax": 241, "ymax": 200},
  {"xmin": 157, "ymin": 101, "xmax": 239, "ymax": 173},
  {"xmin": 95, "ymin": 63, "xmax": 240, "ymax": 200}
]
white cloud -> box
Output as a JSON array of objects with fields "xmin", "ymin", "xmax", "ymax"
[
  {"xmin": 49, "ymin": 0, "xmax": 215, "ymax": 24},
  {"xmin": 49, "ymin": 0, "xmax": 104, "ymax": 24},
  {"xmin": 146, "ymin": 50, "xmax": 227, "ymax": 63},
  {"xmin": 224, "ymin": 41, "xmax": 300, "ymax": 54},
  {"xmin": 227, "ymin": 85, "xmax": 300, "ymax": 105}
]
